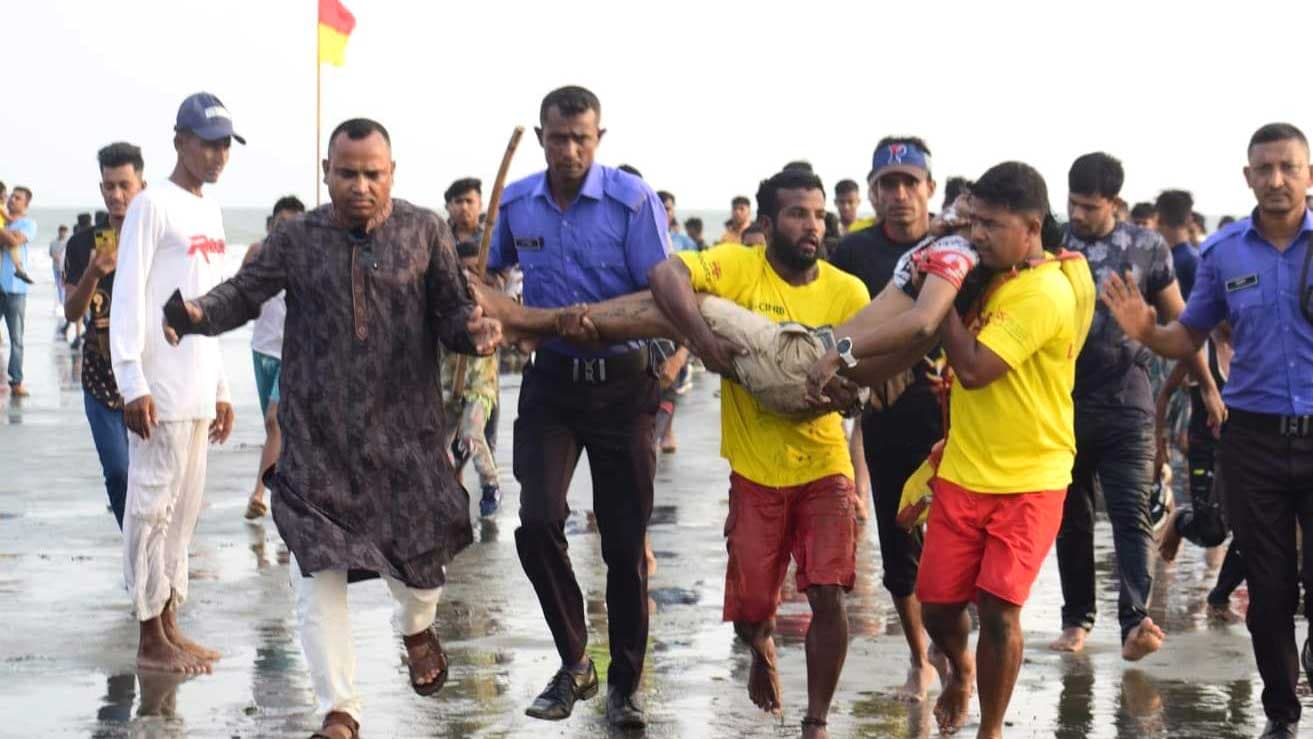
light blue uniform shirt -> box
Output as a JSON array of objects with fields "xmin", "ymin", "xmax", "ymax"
[
  {"xmin": 489, "ymin": 164, "xmax": 670, "ymax": 357},
  {"xmin": 1179, "ymin": 208, "xmax": 1313, "ymax": 415}
]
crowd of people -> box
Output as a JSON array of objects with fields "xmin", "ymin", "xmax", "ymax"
[{"xmin": 4, "ymin": 84, "xmax": 1313, "ymax": 739}]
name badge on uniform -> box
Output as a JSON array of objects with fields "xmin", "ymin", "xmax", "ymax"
[
  {"xmin": 1225, "ymin": 274, "xmax": 1259, "ymax": 292},
  {"xmin": 515, "ymin": 237, "xmax": 544, "ymax": 251}
]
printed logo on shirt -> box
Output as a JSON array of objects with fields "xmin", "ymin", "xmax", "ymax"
[
  {"xmin": 187, "ymin": 236, "xmax": 227, "ymax": 263},
  {"xmin": 514, "ymin": 237, "xmax": 544, "ymax": 251}
]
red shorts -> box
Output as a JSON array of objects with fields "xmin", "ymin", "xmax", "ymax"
[
  {"xmin": 916, "ymin": 478, "xmax": 1065, "ymax": 606},
  {"xmin": 723, "ymin": 472, "xmax": 857, "ymax": 622}
]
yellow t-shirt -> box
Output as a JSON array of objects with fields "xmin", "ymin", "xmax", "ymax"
[
  {"xmin": 938, "ymin": 256, "xmax": 1079, "ymax": 493},
  {"xmin": 846, "ymin": 216, "xmax": 877, "ymax": 234},
  {"xmin": 677, "ymin": 245, "xmax": 870, "ymax": 488}
]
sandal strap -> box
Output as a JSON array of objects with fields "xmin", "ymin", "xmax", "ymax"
[
  {"xmin": 311, "ymin": 711, "xmax": 358, "ymax": 738},
  {"xmin": 403, "ymin": 626, "xmax": 447, "ymax": 675}
]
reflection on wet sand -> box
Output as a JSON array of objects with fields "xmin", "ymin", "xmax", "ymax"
[{"xmin": 2, "ymin": 307, "xmax": 1304, "ymax": 737}]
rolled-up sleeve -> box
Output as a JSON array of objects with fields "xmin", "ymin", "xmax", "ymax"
[
  {"xmin": 1178, "ymin": 252, "xmax": 1225, "ymax": 333},
  {"xmin": 624, "ymin": 190, "xmax": 671, "ymax": 289}
]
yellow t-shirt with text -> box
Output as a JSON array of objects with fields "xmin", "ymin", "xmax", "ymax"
[
  {"xmin": 678, "ymin": 245, "xmax": 870, "ymax": 488},
  {"xmin": 938, "ymin": 256, "xmax": 1079, "ymax": 493}
]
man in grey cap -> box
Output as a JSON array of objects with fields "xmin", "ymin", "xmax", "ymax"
[{"xmin": 109, "ymin": 91, "xmax": 242, "ymax": 674}]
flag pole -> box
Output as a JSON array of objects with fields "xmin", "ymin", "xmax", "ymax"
[
  {"xmin": 315, "ymin": 10, "xmax": 322, "ymax": 207},
  {"xmin": 449, "ymin": 126, "xmax": 525, "ymax": 405}
]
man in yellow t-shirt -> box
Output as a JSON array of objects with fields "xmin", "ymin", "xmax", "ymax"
[
  {"xmin": 649, "ymin": 169, "xmax": 869, "ymax": 737},
  {"xmin": 914, "ymin": 162, "xmax": 1093, "ymax": 738}
]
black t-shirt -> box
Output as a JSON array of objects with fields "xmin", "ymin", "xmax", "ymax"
[
  {"xmin": 829, "ymin": 225, "xmax": 942, "ymax": 419},
  {"xmin": 1061, "ymin": 221, "xmax": 1175, "ymax": 415},
  {"xmin": 63, "ymin": 228, "xmax": 122, "ymax": 409}
]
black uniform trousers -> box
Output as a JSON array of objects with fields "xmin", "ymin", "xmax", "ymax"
[
  {"xmin": 512, "ymin": 351, "xmax": 658, "ymax": 696},
  {"xmin": 1218, "ymin": 420, "xmax": 1313, "ymax": 725}
]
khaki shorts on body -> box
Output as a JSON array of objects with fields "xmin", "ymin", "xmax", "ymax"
[{"xmin": 698, "ymin": 296, "xmax": 835, "ymax": 419}]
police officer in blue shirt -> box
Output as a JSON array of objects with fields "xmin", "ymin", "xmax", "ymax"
[
  {"xmin": 1104, "ymin": 122, "xmax": 1313, "ymax": 739},
  {"xmin": 488, "ymin": 85, "xmax": 669, "ymax": 729}
]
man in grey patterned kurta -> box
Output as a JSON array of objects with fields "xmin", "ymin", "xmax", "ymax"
[{"xmin": 165, "ymin": 118, "xmax": 502, "ymax": 739}]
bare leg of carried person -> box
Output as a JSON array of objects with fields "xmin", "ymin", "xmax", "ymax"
[{"xmin": 481, "ymin": 284, "xmax": 934, "ymax": 391}]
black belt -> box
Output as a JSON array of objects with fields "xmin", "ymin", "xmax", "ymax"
[
  {"xmin": 531, "ymin": 347, "xmax": 649, "ymax": 386},
  {"xmin": 1228, "ymin": 408, "xmax": 1313, "ymax": 438}
]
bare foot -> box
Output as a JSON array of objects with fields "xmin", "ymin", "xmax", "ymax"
[
  {"xmin": 893, "ymin": 660, "xmax": 937, "ymax": 703},
  {"xmin": 1157, "ymin": 511, "xmax": 1184, "ymax": 562},
  {"xmin": 1049, "ymin": 626, "xmax": 1088, "ymax": 653},
  {"xmin": 1207, "ymin": 602, "xmax": 1243, "ymax": 624},
  {"xmin": 660, "ymin": 431, "xmax": 678, "ymax": 453},
  {"xmin": 137, "ymin": 639, "xmax": 210, "ymax": 674},
  {"xmin": 802, "ymin": 721, "xmax": 829, "ymax": 739},
  {"xmin": 244, "ymin": 494, "xmax": 267, "ymax": 520},
  {"xmin": 1122, "ymin": 617, "xmax": 1165, "ymax": 661},
  {"xmin": 933, "ymin": 660, "xmax": 974, "ymax": 735},
  {"xmin": 746, "ymin": 637, "xmax": 782, "ymax": 715},
  {"xmin": 163, "ymin": 623, "xmax": 221, "ymax": 662}
]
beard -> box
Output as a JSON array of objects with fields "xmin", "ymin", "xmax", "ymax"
[{"xmin": 769, "ymin": 234, "xmax": 818, "ymax": 271}]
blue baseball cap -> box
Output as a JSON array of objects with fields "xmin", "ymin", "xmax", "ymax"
[
  {"xmin": 175, "ymin": 92, "xmax": 246, "ymax": 145},
  {"xmin": 869, "ymin": 140, "xmax": 931, "ymax": 182}
]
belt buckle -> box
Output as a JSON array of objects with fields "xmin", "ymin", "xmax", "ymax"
[
  {"xmin": 1280, "ymin": 415, "xmax": 1310, "ymax": 437},
  {"xmin": 571, "ymin": 357, "xmax": 607, "ymax": 384}
]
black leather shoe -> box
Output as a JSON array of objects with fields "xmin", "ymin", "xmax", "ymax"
[
  {"xmin": 606, "ymin": 685, "xmax": 646, "ymax": 729},
  {"xmin": 1259, "ymin": 719, "xmax": 1299, "ymax": 738},
  {"xmin": 524, "ymin": 660, "xmax": 598, "ymax": 721}
]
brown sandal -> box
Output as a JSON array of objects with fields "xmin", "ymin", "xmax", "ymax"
[
  {"xmin": 244, "ymin": 497, "xmax": 268, "ymax": 520},
  {"xmin": 402, "ymin": 624, "xmax": 449, "ymax": 696},
  {"xmin": 309, "ymin": 710, "xmax": 358, "ymax": 739}
]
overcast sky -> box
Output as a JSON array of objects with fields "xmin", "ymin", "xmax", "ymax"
[{"xmin": 10, "ymin": 0, "xmax": 1312, "ymax": 217}]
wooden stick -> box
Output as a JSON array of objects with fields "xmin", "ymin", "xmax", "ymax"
[{"xmin": 450, "ymin": 125, "xmax": 525, "ymax": 402}]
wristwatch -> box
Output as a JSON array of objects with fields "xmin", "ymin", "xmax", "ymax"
[{"xmin": 836, "ymin": 336, "xmax": 858, "ymax": 368}]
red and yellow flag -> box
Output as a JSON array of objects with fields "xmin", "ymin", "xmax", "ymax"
[{"xmin": 318, "ymin": 0, "xmax": 356, "ymax": 67}]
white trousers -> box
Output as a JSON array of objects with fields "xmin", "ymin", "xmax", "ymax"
[
  {"xmin": 291, "ymin": 555, "xmax": 444, "ymax": 721},
  {"xmin": 122, "ymin": 419, "xmax": 210, "ymax": 620}
]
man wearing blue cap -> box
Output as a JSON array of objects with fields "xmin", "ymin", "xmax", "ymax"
[
  {"xmin": 110, "ymin": 91, "xmax": 242, "ymax": 674},
  {"xmin": 828, "ymin": 136, "xmax": 950, "ymax": 703}
]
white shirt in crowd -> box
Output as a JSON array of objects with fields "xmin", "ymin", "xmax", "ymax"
[
  {"xmin": 250, "ymin": 289, "xmax": 285, "ymax": 360},
  {"xmin": 110, "ymin": 179, "xmax": 231, "ymax": 421}
]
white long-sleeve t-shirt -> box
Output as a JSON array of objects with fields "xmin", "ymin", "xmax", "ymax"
[{"xmin": 110, "ymin": 179, "xmax": 231, "ymax": 420}]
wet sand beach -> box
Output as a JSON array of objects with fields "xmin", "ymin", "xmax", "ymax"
[{"xmin": 0, "ymin": 274, "xmax": 1301, "ymax": 738}]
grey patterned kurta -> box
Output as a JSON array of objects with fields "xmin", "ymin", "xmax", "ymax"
[{"xmin": 195, "ymin": 199, "xmax": 477, "ymax": 588}]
